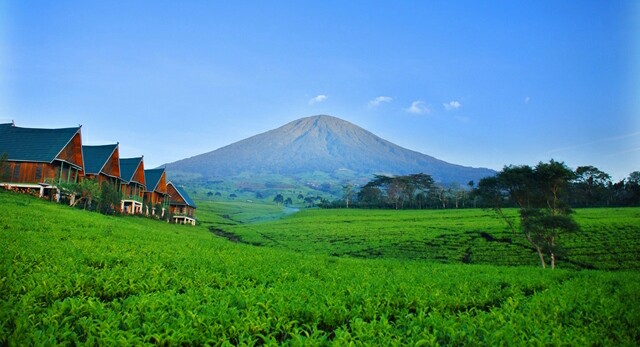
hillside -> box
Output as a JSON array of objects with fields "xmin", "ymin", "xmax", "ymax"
[
  {"xmin": 166, "ymin": 115, "xmax": 495, "ymax": 185},
  {"xmin": 1, "ymin": 191, "xmax": 639, "ymax": 345}
]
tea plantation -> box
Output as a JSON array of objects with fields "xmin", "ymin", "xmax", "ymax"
[
  {"xmin": 220, "ymin": 207, "xmax": 640, "ymax": 270},
  {"xmin": 1, "ymin": 190, "xmax": 639, "ymax": 345}
]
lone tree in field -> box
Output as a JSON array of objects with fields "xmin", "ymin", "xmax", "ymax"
[
  {"xmin": 342, "ymin": 183, "xmax": 354, "ymax": 208},
  {"xmin": 476, "ymin": 160, "xmax": 579, "ymax": 269}
]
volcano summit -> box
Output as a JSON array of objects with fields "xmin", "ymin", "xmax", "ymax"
[{"xmin": 166, "ymin": 115, "xmax": 494, "ymax": 184}]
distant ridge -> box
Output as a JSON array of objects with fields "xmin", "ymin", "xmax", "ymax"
[{"xmin": 166, "ymin": 115, "xmax": 495, "ymax": 184}]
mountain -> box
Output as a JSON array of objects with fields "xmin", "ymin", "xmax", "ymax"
[{"xmin": 166, "ymin": 115, "xmax": 495, "ymax": 185}]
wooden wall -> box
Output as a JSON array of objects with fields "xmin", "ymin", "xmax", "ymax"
[
  {"xmin": 104, "ymin": 147, "xmax": 120, "ymax": 178},
  {"xmin": 169, "ymin": 205, "xmax": 195, "ymax": 217},
  {"xmin": 56, "ymin": 133, "xmax": 83, "ymax": 169},
  {"xmin": 1, "ymin": 161, "xmax": 79, "ymax": 184},
  {"xmin": 132, "ymin": 160, "xmax": 146, "ymax": 187}
]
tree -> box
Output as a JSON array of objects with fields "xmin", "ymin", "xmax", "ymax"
[
  {"xmin": 61, "ymin": 179, "xmax": 101, "ymax": 210},
  {"xmin": 359, "ymin": 173, "xmax": 434, "ymax": 209},
  {"xmin": 357, "ymin": 185, "xmax": 383, "ymax": 208},
  {"xmin": 98, "ymin": 181, "xmax": 121, "ymax": 215},
  {"xmin": 476, "ymin": 160, "xmax": 579, "ymax": 269},
  {"xmin": 468, "ymin": 181, "xmax": 476, "ymax": 208},
  {"xmin": 623, "ymin": 171, "xmax": 640, "ymax": 206},
  {"xmin": 207, "ymin": 191, "xmax": 213, "ymax": 200},
  {"xmin": 530, "ymin": 160, "xmax": 579, "ymax": 269},
  {"xmin": 273, "ymin": 194, "xmax": 284, "ymax": 204},
  {"xmin": 303, "ymin": 196, "xmax": 316, "ymax": 207},
  {"xmin": 284, "ymin": 197, "xmax": 293, "ymax": 206},
  {"xmin": 573, "ymin": 166, "xmax": 611, "ymax": 207},
  {"xmin": 387, "ymin": 179, "xmax": 404, "ymax": 209},
  {"xmin": 342, "ymin": 184, "xmax": 354, "ymax": 208}
]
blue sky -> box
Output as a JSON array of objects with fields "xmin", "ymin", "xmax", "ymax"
[{"xmin": 1, "ymin": 1, "xmax": 638, "ymax": 180}]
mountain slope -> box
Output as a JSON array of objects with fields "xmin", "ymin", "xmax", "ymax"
[{"xmin": 166, "ymin": 115, "xmax": 495, "ymax": 184}]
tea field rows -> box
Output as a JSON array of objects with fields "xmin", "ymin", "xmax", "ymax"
[
  {"xmin": 1, "ymin": 191, "xmax": 639, "ymax": 345},
  {"xmin": 217, "ymin": 207, "xmax": 640, "ymax": 270}
]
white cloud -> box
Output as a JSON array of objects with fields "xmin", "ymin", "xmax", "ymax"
[
  {"xmin": 405, "ymin": 101, "xmax": 430, "ymax": 114},
  {"xmin": 368, "ymin": 96, "xmax": 393, "ymax": 108},
  {"xmin": 309, "ymin": 94, "xmax": 327, "ymax": 105},
  {"xmin": 524, "ymin": 96, "xmax": 531, "ymax": 104},
  {"xmin": 443, "ymin": 100, "xmax": 461, "ymax": 111}
]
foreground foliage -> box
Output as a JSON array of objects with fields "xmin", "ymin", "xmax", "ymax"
[{"xmin": 1, "ymin": 191, "xmax": 639, "ymax": 345}]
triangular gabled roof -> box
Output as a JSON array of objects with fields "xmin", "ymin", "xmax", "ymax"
[
  {"xmin": 144, "ymin": 168, "xmax": 166, "ymax": 193},
  {"xmin": 167, "ymin": 181, "xmax": 197, "ymax": 208},
  {"xmin": 82, "ymin": 144, "xmax": 120, "ymax": 178},
  {"xmin": 0, "ymin": 123, "xmax": 83, "ymax": 167},
  {"xmin": 120, "ymin": 157, "xmax": 145, "ymax": 186}
]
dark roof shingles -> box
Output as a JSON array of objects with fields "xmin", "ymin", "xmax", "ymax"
[
  {"xmin": 119, "ymin": 157, "xmax": 143, "ymax": 183},
  {"xmin": 82, "ymin": 144, "xmax": 118, "ymax": 175},
  {"xmin": 0, "ymin": 124, "xmax": 81, "ymax": 163},
  {"xmin": 144, "ymin": 168, "xmax": 165, "ymax": 193},
  {"xmin": 169, "ymin": 182, "xmax": 197, "ymax": 208}
]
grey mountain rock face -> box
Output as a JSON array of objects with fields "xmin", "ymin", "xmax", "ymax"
[{"xmin": 166, "ymin": 115, "xmax": 495, "ymax": 184}]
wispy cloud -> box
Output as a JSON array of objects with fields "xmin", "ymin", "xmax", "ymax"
[
  {"xmin": 524, "ymin": 96, "xmax": 531, "ymax": 104},
  {"xmin": 609, "ymin": 147, "xmax": 640, "ymax": 157},
  {"xmin": 309, "ymin": 94, "xmax": 327, "ymax": 105},
  {"xmin": 368, "ymin": 96, "xmax": 393, "ymax": 108},
  {"xmin": 546, "ymin": 131, "xmax": 640, "ymax": 155},
  {"xmin": 405, "ymin": 101, "xmax": 430, "ymax": 114},
  {"xmin": 455, "ymin": 116, "xmax": 470, "ymax": 123},
  {"xmin": 443, "ymin": 100, "xmax": 461, "ymax": 111}
]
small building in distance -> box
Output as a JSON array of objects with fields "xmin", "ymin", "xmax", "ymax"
[
  {"xmin": 80, "ymin": 143, "xmax": 121, "ymax": 187},
  {"xmin": 143, "ymin": 167, "xmax": 168, "ymax": 217},
  {"xmin": 167, "ymin": 181, "xmax": 197, "ymax": 225},
  {"xmin": 119, "ymin": 156, "xmax": 146, "ymax": 214},
  {"xmin": 0, "ymin": 122, "xmax": 84, "ymax": 201}
]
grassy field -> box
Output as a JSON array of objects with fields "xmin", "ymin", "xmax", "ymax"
[
  {"xmin": 1, "ymin": 190, "xmax": 639, "ymax": 345},
  {"xmin": 218, "ymin": 206, "xmax": 640, "ymax": 271}
]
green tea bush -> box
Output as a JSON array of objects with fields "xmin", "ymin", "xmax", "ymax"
[{"xmin": 1, "ymin": 190, "xmax": 639, "ymax": 345}]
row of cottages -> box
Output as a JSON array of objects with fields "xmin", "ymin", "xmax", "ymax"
[{"xmin": 0, "ymin": 122, "xmax": 197, "ymax": 225}]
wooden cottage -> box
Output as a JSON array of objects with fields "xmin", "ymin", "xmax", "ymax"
[
  {"xmin": 0, "ymin": 122, "xmax": 83, "ymax": 201},
  {"xmin": 166, "ymin": 181, "xmax": 197, "ymax": 225},
  {"xmin": 80, "ymin": 144, "xmax": 121, "ymax": 187},
  {"xmin": 119, "ymin": 157, "xmax": 146, "ymax": 214},
  {"xmin": 143, "ymin": 168, "xmax": 168, "ymax": 216}
]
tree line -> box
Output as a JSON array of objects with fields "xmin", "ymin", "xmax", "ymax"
[{"xmin": 325, "ymin": 164, "xmax": 639, "ymax": 210}]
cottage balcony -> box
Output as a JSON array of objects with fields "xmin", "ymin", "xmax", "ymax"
[
  {"xmin": 121, "ymin": 193, "xmax": 144, "ymax": 203},
  {"xmin": 121, "ymin": 193, "xmax": 144, "ymax": 214},
  {"xmin": 172, "ymin": 211, "xmax": 194, "ymax": 218},
  {"xmin": 172, "ymin": 215, "xmax": 196, "ymax": 226}
]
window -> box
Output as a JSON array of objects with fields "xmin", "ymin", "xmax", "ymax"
[
  {"xmin": 35, "ymin": 164, "xmax": 43, "ymax": 181},
  {"xmin": 12, "ymin": 163, "xmax": 20, "ymax": 181}
]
